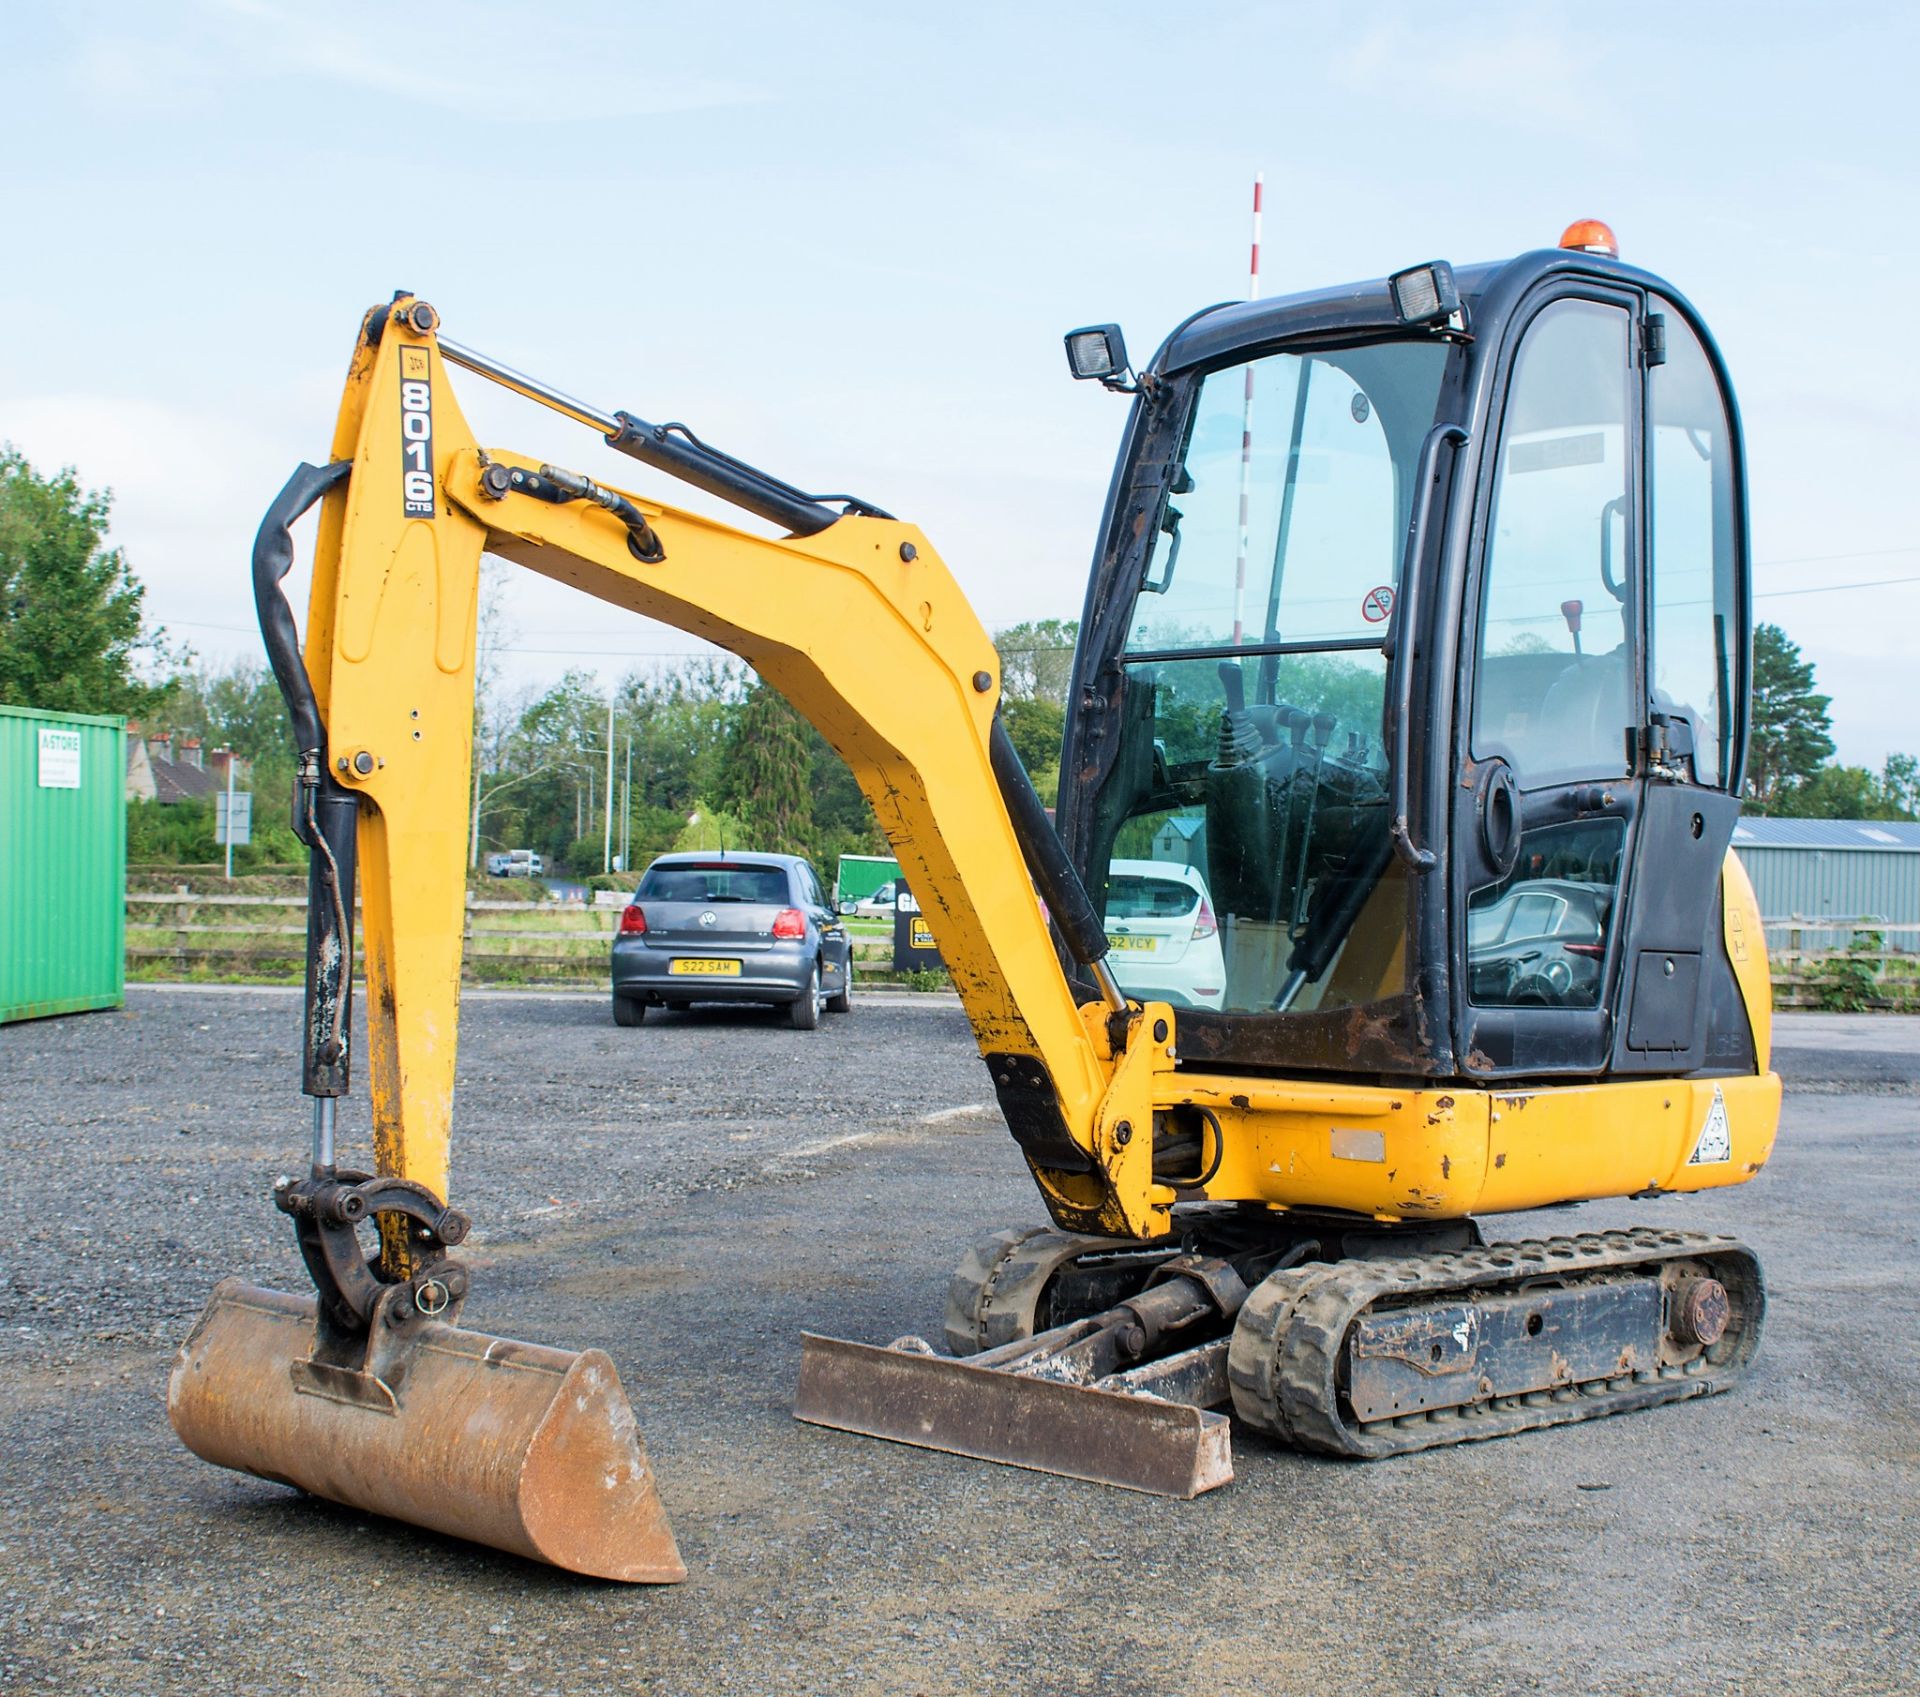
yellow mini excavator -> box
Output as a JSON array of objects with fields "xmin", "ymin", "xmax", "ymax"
[{"xmin": 170, "ymin": 221, "xmax": 1778, "ymax": 1578}]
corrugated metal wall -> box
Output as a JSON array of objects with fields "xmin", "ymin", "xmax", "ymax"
[
  {"xmin": 0, "ymin": 705, "xmax": 126, "ymax": 1022},
  {"xmin": 1735, "ymin": 844, "xmax": 1920, "ymax": 952}
]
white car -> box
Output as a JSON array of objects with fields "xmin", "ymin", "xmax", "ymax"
[
  {"xmin": 1101, "ymin": 859, "xmax": 1225, "ymax": 1010},
  {"xmin": 843, "ymin": 879, "xmax": 900, "ymax": 919}
]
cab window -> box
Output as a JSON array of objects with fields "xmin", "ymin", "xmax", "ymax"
[
  {"xmin": 1472, "ymin": 299, "xmax": 1635, "ymax": 787},
  {"xmin": 1467, "ymin": 818, "xmax": 1624, "ymax": 1009},
  {"xmin": 1090, "ymin": 338, "xmax": 1450, "ymax": 1018},
  {"xmin": 1647, "ymin": 307, "xmax": 1739, "ymax": 787}
]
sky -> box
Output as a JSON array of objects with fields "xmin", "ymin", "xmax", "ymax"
[{"xmin": 2, "ymin": 0, "xmax": 1916, "ymax": 766}]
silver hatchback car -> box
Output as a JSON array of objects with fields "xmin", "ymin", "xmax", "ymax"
[{"xmin": 610, "ymin": 852, "xmax": 852, "ymax": 1029}]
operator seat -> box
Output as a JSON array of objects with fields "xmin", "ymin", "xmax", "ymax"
[{"xmin": 1534, "ymin": 645, "xmax": 1631, "ymax": 774}]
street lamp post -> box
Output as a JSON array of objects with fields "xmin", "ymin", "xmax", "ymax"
[
  {"xmin": 602, "ymin": 693, "xmax": 615, "ymax": 875},
  {"xmin": 621, "ymin": 733, "xmax": 632, "ymax": 873}
]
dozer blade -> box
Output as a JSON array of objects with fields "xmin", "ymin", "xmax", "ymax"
[
  {"xmin": 169, "ymin": 1279, "xmax": 686, "ymax": 1583},
  {"xmin": 794, "ymin": 1333, "xmax": 1232, "ymax": 1499}
]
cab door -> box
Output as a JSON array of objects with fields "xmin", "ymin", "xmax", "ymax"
[
  {"xmin": 1607, "ymin": 299, "xmax": 1750, "ymax": 1075},
  {"xmin": 1453, "ymin": 289, "xmax": 1645, "ymax": 1076}
]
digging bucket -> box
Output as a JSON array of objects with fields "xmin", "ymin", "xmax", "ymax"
[{"xmin": 169, "ymin": 1279, "xmax": 686, "ymax": 1583}]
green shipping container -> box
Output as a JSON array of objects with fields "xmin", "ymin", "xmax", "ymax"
[{"xmin": 0, "ymin": 704, "xmax": 126, "ymax": 1023}]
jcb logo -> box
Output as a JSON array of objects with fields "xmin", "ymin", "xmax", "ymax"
[{"xmin": 399, "ymin": 347, "xmax": 434, "ymax": 518}]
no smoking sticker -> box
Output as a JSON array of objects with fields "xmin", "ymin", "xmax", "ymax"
[
  {"xmin": 1361, "ymin": 584, "xmax": 1395, "ymax": 623},
  {"xmin": 1687, "ymin": 1085, "xmax": 1732, "ymax": 1166}
]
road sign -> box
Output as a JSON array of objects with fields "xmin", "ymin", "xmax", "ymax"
[{"xmin": 215, "ymin": 791, "xmax": 252, "ymax": 846}]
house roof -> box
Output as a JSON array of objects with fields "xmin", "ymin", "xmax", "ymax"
[
  {"xmin": 1732, "ymin": 818, "xmax": 1920, "ymax": 852},
  {"xmin": 148, "ymin": 753, "xmax": 219, "ymax": 803}
]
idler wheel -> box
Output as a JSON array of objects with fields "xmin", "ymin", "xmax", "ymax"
[{"xmin": 1671, "ymin": 1276, "xmax": 1730, "ymax": 1347}]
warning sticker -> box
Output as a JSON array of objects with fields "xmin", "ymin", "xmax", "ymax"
[
  {"xmin": 1361, "ymin": 584, "xmax": 1395, "ymax": 623},
  {"xmin": 1687, "ymin": 1085, "xmax": 1732, "ymax": 1166}
]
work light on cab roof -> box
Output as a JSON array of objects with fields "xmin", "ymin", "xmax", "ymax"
[
  {"xmin": 1559, "ymin": 217, "xmax": 1620, "ymax": 256},
  {"xmin": 1063, "ymin": 323, "xmax": 1133, "ymax": 390},
  {"xmin": 1387, "ymin": 260, "xmax": 1461, "ymax": 326}
]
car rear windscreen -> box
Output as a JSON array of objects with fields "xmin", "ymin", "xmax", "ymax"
[
  {"xmin": 1106, "ymin": 875, "xmax": 1199, "ymax": 920},
  {"xmin": 639, "ymin": 864, "xmax": 789, "ymax": 904}
]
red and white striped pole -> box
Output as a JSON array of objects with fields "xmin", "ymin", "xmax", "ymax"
[{"xmin": 1232, "ymin": 171, "xmax": 1263, "ymax": 644}]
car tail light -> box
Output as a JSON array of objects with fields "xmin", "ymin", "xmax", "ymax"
[
  {"xmin": 1192, "ymin": 896, "xmax": 1218, "ymax": 940},
  {"xmin": 618, "ymin": 905, "xmax": 647, "ymax": 935},
  {"xmin": 771, "ymin": 907, "xmax": 806, "ymax": 939}
]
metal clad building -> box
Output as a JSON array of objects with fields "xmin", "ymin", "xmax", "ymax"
[
  {"xmin": 0, "ymin": 704, "xmax": 126, "ymax": 1022},
  {"xmin": 1731, "ymin": 817, "xmax": 1920, "ymax": 953}
]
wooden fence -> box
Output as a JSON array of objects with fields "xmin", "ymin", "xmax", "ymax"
[
  {"xmin": 124, "ymin": 890, "xmax": 901, "ymax": 986},
  {"xmin": 1761, "ymin": 918, "xmax": 1920, "ymax": 1011},
  {"xmin": 122, "ymin": 892, "xmax": 1918, "ymax": 1008}
]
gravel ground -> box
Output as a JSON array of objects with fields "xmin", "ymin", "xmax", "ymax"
[{"xmin": 1, "ymin": 988, "xmax": 1915, "ymax": 1697}]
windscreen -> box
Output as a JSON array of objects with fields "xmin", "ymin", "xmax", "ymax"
[
  {"xmin": 1089, "ymin": 337, "xmax": 1451, "ymax": 1016},
  {"xmin": 639, "ymin": 864, "xmax": 789, "ymax": 904}
]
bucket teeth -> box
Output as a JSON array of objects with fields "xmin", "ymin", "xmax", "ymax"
[{"xmin": 169, "ymin": 1279, "xmax": 685, "ymax": 1583}]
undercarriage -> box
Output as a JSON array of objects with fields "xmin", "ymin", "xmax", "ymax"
[{"xmin": 796, "ymin": 1208, "xmax": 1762, "ymax": 1492}]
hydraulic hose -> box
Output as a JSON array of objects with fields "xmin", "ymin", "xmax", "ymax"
[
  {"xmin": 251, "ymin": 459, "xmax": 359, "ymax": 1100},
  {"xmin": 988, "ymin": 716, "xmax": 1126, "ymax": 1013}
]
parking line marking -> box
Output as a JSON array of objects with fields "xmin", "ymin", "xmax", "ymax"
[{"xmin": 779, "ymin": 1131, "xmax": 879, "ymax": 1161}]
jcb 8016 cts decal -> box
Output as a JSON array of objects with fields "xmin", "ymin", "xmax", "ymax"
[{"xmin": 399, "ymin": 345, "xmax": 434, "ymax": 518}]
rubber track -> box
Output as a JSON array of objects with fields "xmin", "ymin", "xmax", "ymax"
[
  {"xmin": 943, "ymin": 1227, "xmax": 1125, "ymax": 1356},
  {"xmin": 1227, "ymin": 1227, "xmax": 1765, "ymax": 1458}
]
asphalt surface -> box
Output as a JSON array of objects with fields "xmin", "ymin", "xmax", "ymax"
[{"xmin": 1, "ymin": 988, "xmax": 1915, "ymax": 1696}]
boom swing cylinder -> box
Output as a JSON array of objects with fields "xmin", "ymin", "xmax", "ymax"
[{"xmin": 172, "ymin": 236, "xmax": 1781, "ymax": 1572}]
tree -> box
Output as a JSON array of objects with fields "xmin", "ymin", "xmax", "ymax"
[
  {"xmin": 673, "ymin": 801, "xmax": 748, "ymax": 852},
  {"xmin": 489, "ymin": 670, "xmax": 613, "ymax": 865},
  {"xmin": 151, "ymin": 658, "xmax": 295, "ymax": 790},
  {"xmin": 718, "ymin": 681, "xmax": 814, "ymax": 854},
  {"xmin": 613, "ymin": 659, "xmax": 742, "ymax": 821},
  {"xmin": 1882, "ymin": 752, "xmax": 1920, "ymax": 819},
  {"xmin": 1775, "ymin": 755, "xmax": 1920, "ymax": 822},
  {"xmin": 799, "ymin": 718, "xmax": 885, "ymax": 869},
  {"xmin": 1000, "ymin": 695, "xmax": 1065, "ymax": 775},
  {"xmin": 994, "ymin": 618, "xmax": 1079, "ymax": 707},
  {"xmin": 1746, "ymin": 623, "xmax": 1833, "ymax": 811},
  {"xmin": 0, "ymin": 446, "xmax": 171, "ymax": 716}
]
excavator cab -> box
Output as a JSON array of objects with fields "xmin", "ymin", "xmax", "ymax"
[{"xmin": 1061, "ymin": 231, "xmax": 1757, "ymax": 1087}]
